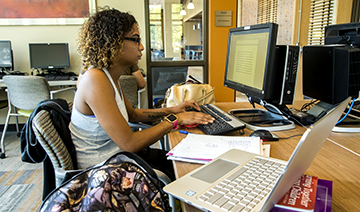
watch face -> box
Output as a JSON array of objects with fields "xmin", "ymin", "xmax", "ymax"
[{"xmin": 167, "ymin": 114, "xmax": 177, "ymax": 122}]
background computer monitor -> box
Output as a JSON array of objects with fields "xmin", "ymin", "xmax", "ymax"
[
  {"xmin": 29, "ymin": 43, "xmax": 70, "ymax": 72},
  {"xmin": 224, "ymin": 23, "xmax": 279, "ymax": 105},
  {"xmin": 0, "ymin": 40, "xmax": 14, "ymax": 71}
]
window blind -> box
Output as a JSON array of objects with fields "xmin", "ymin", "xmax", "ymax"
[
  {"xmin": 308, "ymin": 0, "xmax": 334, "ymax": 45},
  {"xmin": 257, "ymin": 0, "xmax": 278, "ymax": 24}
]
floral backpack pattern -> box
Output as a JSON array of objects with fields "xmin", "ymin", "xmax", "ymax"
[{"xmin": 40, "ymin": 152, "xmax": 171, "ymax": 212}]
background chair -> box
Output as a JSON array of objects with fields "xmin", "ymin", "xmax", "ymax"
[
  {"xmin": 0, "ymin": 75, "xmax": 75, "ymax": 158},
  {"xmin": 32, "ymin": 102, "xmax": 176, "ymax": 211},
  {"xmin": 120, "ymin": 75, "xmax": 146, "ymax": 109}
]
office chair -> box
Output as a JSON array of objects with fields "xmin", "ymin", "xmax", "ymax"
[
  {"xmin": 0, "ymin": 75, "xmax": 76, "ymax": 158},
  {"xmin": 119, "ymin": 75, "xmax": 146, "ymax": 109},
  {"xmin": 32, "ymin": 101, "xmax": 176, "ymax": 211}
]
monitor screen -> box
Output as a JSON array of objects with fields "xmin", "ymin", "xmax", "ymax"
[
  {"xmin": 29, "ymin": 43, "xmax": 70, "ymax": 71},
  {"xmin": 0, "ymin": 40, "xmax": 13, "ymax": 70},
  {"xmin": 224, "ymin": 23, "xmax": 278, "ymax": 103}
]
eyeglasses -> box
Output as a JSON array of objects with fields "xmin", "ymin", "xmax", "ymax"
[{"xmin": 124, "ymin": 37, "xmax": 141, "ymax": 45}]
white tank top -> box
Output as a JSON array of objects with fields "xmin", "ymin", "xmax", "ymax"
[{"xmin": 69, "ymin": 67, "xmax": 128, "ymax": 169}]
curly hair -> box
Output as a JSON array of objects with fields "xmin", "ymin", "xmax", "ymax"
[{"xmin": 77, "ymin": 6, "xmax": 138, "ymax": 72}]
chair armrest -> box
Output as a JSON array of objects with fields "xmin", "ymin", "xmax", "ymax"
[
  {"xmin": 128, "ymin": 122, "xmax": 166, "ymax": 150},
  {"xmin": 154, "ymin": 169, "xmax": 171, "ymax": 185},
  {"xmin": 154, "ymin": 169, "xmax": 177, "ymax": 212},
  {"xmin": 55, "ymin": 168, "xmax": 84, "ymax": 187},
  {"xmin": 138, "ymin": 87, "xmax": 146, "ymax": 94},
  {"xmin": 50, "ymin": 87, "xmax": 76, "ymax": 99},
  {"xmin": 128, "ymin": 122, "xmax": 152, "ymax": 129}
]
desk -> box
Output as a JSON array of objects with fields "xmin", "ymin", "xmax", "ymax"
[
  {"xmin": 0, "ymin": 79, "xmax": 77, "ymax": 89},
  {"xmin": 168, "ymin": 101, "xmax": 360, "ymax": 212}
]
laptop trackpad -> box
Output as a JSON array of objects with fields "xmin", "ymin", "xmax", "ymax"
[{"xmin": 191, "ymin": 159, "xmax": 239, "ymax": 183}]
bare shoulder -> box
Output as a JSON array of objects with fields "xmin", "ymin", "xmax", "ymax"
[
  {"xmin": 76, "ymin": 68, "xmax": 115, "ymax": 115},
  {"xmin": 79, "ymin": 68, "xmax": 112, "ymax": 90}
]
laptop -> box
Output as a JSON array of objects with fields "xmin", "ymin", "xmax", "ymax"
[{"xmin": 164, "ymin": 97, "xmax": 350, "ymax": 212}]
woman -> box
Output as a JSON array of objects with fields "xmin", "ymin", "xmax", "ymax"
[{"xmin": 70, "ymin": 7, "xmax": 214, "ymax": 179}]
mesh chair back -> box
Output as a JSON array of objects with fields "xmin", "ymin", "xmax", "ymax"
[
  {"xmin": 119, "ymin": 75, "xmax": 138, "ymax": 108},
  {"xmin": 3, "ymin": 75, "xmax": 51, "ymax": 110},
  {"xmin": 31, "ymin": 102, "xmax": 74, "ymax": 170},
  {"xmin": 32, "ymin": 110, "xmax": 74, "ymax": 170}
]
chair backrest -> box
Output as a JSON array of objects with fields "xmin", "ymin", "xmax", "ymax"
[
  {"xmin": 32, "ymin": 101, "xmax": 74, "ymax": 168},
  {"xmin": 119, "ymin": 75, "xmax": 138, "ymax": 108},
  {"xmin": 3, "ymin": 75, "xmax": 51, "ymax": 110}
]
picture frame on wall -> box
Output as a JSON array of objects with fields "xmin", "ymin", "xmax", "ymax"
[{"xmin": 0, "ymin": 0, "xmax": 96, "ymax": 25}]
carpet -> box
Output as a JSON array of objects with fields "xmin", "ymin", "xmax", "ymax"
[
  {"xmin": 0, "ymin": 169, "xmax": 43, "ymax": 212},
  {"xmin": 0, "ymin": 132, "xmax": 43, "ymax": 211}
]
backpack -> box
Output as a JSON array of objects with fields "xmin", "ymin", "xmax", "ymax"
[{"xmin": 39, "ymin": 152, "xmax": 172, "ymax": 212}]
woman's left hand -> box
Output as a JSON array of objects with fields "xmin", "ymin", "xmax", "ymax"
[{"xmin": 172, "ymin": 100, "xmax": 201, "ymax": 114}]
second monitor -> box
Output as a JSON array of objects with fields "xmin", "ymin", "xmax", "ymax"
[{"xmin": 29, "ymin": 43, "xmax": 70, "ymax": 73}]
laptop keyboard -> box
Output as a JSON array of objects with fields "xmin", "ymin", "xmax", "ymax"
[{"xmin": 198, "ymin": 157, "xmax": 286, "ymax": 211}]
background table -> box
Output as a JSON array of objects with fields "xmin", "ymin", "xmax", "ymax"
[
  {"xmin": 0, "ymin": 79, "xmax": 77, "ymax": 89},
  {"xmin": 168, "ymin": 101, "xmax": 360, "ymax": 212}
]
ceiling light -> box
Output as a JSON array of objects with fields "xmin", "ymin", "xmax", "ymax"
[
  {"xmin": 187, "ymin": 0, "xmax": 195, "ymax": 9},
  {"xmin": 180, "ymin": 7, "xmax": 186, "ymax": 15}
]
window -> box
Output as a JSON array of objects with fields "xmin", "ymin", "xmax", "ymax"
[
  {"xmin": 257, "ymin": 0, "xmax": 278, "ymax": 24},
  {"xmin": 308, "ymin": 0, "xmax": 335, "ymax": 45},
  {"xmin": 171, "ymin": 4, "xmax": 183, "ymax": 55},
  {"xmin": 150, "ymin": 5, "xmax": 164, "ymax": 53},
  {"xmin": 146, "ymin": 0, "xmax": 207, "ymax": 108}
]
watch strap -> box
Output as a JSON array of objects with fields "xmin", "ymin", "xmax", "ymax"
[{"xmin": 173, "ymin": 119, "xmax": 179, "ymax": 129}]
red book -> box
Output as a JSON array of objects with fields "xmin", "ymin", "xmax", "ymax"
[{"xmin": 274, "ymin": 174, "xmax": 318, "ymax": 211}]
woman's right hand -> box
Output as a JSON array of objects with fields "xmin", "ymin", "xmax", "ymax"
[{"xmin": 176, "ymin": 111, "xmax": 214, "ymax": 126}]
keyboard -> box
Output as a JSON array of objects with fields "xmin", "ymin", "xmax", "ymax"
[
  {"xmin": 198, "ymin": 157, "xmax": 285, "ymax": 211},
  {"xmin": 41, "ymin": 75, "xmax": 70, "ymax": 81},
  {"xmin": 198, "ymin": 104, "xmax": 246, "ymax": 135}
]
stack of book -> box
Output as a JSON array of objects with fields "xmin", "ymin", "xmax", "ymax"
[{"xmin": 271, "ymin": 174, "xmax": 333, "ymax": 212}]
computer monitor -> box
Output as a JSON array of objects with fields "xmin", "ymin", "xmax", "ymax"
[
  {"xmin": 0, "ymin": 40, "xmax": 14, "ymax": 71},
  {"xmin": 224, "ymin": 23, "xmax": 278, "ymax": 103},
  {"xmin": 29, "ymin": 43, "xmax": 70, "ymax": 73},
  {"xmin": 224, "ymin": 23, "xmax": 296, "ymax": 131}
]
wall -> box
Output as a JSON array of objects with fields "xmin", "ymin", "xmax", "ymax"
[
  {"xmin": 241, "ymin": 0, "xmax": 295, "ymax": 45},
  {"xmin": 0, "ymin": 0, "xmax": 147, "ymax": 124},
  {"xmin": 208, "ymin": 0, "xmax": 238, "ymax": 102},
  {"xmin": 292, "ymin": 0, "xmax": 353, "ymax": 101},
  {"xmin": 183, "ymin": 21, "xmax": 201, "ymax": 45}
]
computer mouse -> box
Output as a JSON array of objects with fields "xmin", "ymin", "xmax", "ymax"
[
  {"xmin": 71, "ymin": 76, "xmax": 78, "ymax": 81},
  {"xmin": 249, "ymin": 129, "xmax": 279, "ymax": 141}
]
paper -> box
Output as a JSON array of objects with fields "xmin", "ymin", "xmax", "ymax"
[{"xmin": 167, "ymin": 134, "xmax": 262, "ymax": 163}]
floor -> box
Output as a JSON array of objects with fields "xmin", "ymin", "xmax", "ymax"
[{"xmin": 0, "ymin": 132, "xmax": 43, "ymax": 212}]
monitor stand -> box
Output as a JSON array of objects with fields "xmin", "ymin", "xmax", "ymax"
[{"xmin": 228, "ymin": 102, "xmax": 296, "ymax": 131}]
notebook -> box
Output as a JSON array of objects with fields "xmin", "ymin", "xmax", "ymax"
[{"xmin": 164, "ymin": 97, "xmax": 350, "ymax": 212}]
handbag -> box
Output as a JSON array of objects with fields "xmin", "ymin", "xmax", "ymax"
[{"xmin": 164, "ymin": 82, "xmax": 215, "ymax": 107}]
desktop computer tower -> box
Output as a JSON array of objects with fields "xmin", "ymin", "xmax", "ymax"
[
  {"xmin": 303, "ymin": 45, "xmax": 360, "ymax": 104},
  {"xmin": 270, "ymin": 45, "xmax": 300, "ymax": 106}
]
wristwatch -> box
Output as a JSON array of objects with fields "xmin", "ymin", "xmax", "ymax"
[{"xmin": 164, "ymin": 114, "xmax": 179, "ymax": 129}]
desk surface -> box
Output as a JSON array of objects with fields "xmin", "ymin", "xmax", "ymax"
[
  {"xmin": 0, "ymin": 79, "xmax": 77, "ymax": 88},
  {"xmin": 168, "ymin": 101, "xmax": 360, "ymax": 212}
]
